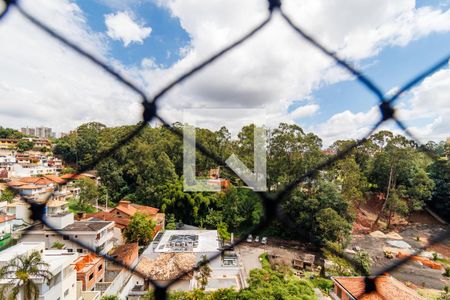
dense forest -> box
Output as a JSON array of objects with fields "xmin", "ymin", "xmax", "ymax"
[{"xmin": 51, "ymin": 122, "xmax": 449, "ymax": 247}]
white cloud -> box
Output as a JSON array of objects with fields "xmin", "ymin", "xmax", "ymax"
[
  {"xmin": 149, "ymin": 0, "xmax": 450, "ymax": 135},
  {"xmin": 312, "ymin": 106, "xmax": 382, "ymax": 146},
  {"xmin": 289, "ymin": 104, "xmax": 320, "ymax": 120},
  {"xmin": 105, "ymin": 11, "xmax": 151, "ymax": 47},
  {"xmin": 0, "ymin": 0, "xmax": 143, "ymax": 132},
  {"xmin": 0, "ymin": 0, "xmax": 449, "ymax": 144},
  {"xmin": 395, "ymin": 61, "xmax": 450, "ymax": 143},
  {"xmin": 312, "ymin": 61, "xmax": 450, "ymax": 146}
]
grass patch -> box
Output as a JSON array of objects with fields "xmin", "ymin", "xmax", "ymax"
[
  {"xmin": 436, "ymin": 258, "xmax": 450, "ymax": 266},
  {"xmin": 68, "ymin": 199, "xmax": 96, "ymax": 214},
  {"xmin": 259, "ymin": 253, "xmax": 271, "ymax": 269},
  {"xmin": 310, "ymin": 277, "xmax": 334, "ymax": 294},
  {"xmin": 417, "ymin": 288, "xmax": 443, "ymax": 300}
]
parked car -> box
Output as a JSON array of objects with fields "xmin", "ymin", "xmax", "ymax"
[
  {"xmin": 247, "ymin": 234, "xmax": 253, "ymax": 243},
  {"xmin": 254, "ymin": 236, "xmax": 260, "ymax": 243},
  {"xmin": 261, "ymin": 237, "xmax": 268, "ymax": 244}
]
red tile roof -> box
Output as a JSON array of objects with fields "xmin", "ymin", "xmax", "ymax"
[
  {"xmin": 0, "ymin": 215, "xmax": 15, "ymax": 223},
  {"xmin": 333, "ymin": 276, "xmax": 424, "ymax": 300},
  {"xmin": 60, "ymin": 173, "xmax": 82, "ymax": 180},
  {"xmin": 73, "ymin": 254, "xmax": 103, "ymax": 272},
  {"xmin": 20, "ymin": 177, "xmax": 54, "ymax": 185},
  {"xmin": 113, "ymin": 200, "xmax": 159, "ymax": 217},
  {"xmin": 110, "ymin": 243, "xmax": 139, "ymax": 268},
  {"xmin": 60, "ymin": 173, "xmax": 94, "ymax": 180},
  {"xmin": 43, "ymin": 175, "xmax": 66, "ymax": 184},
  {"xmin": 7, "ymin": 181, "xmax": 26, "ymax": 187}
]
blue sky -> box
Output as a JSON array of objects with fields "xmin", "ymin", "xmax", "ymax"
[
  {"xmin": 76, "ymin": 0, "xmax": 190, "ymax": 67},
  {"xmin": 0, "ymin": 0, "xmax": 448, "ymax": 145},
  {"xmin": 294, "ymin": 30, "xmax": 450, "ymax": 127},
  {"xmin": 76, "ymin": 0, "xmax": 450, "ymax": 141}
]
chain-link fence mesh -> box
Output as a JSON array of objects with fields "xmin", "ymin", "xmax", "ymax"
[{"xmin": 1, "ymin": 0, "xmax": 449, "ymax": 299}]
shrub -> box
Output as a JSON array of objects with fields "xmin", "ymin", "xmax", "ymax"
[
  {"xmin": 444, "ymin": 267, "xmax": 450, "ymax": 278},
  {"xmin": 311, "ymin": 277, "xmax": 334, "ymax": 293},
  {"xmin": 51, "ymin": 242, "xmax": 65, "ymax": 249}
]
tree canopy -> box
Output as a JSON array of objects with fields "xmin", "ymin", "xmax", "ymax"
[
  {"xmin": 51, "ymin": 122, "xmax": 447, "ymax": 244},
  {"xmin": 123, "ymin": 212, "xmax": 156, "ymax": 246}
]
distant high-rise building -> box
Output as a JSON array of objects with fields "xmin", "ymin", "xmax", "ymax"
[
  {"xmin": 20, "ymin": 127, "xmax": 36, "ymax": 136},
  {"xmin": 20, "ymin": 126, "xmax": 53, "ymax": 138}
]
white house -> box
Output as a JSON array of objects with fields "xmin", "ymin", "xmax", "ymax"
[
  {"xmin": 0, "ymin": 215, "xmax": 14, "ymax": 235},
  {"xmin": 5, "ymin": 199, "xmax": 70, "ymax": 230},
  {"xmin": 0, "ymin": 242, "xmax": 79, "ymax": 300},
  {"xmin": 132, "ymin": 230, "xmax": 242, "ymax": 294},
  {"xmin": 21, "ymin": 214, "xmax": 115, "ymax": 255},
  {"xmin": 6, "ymin": 201, "xmax": 33, "ymax": 227},
  {"xmin": 10, "ymin": 164, "xmax": 58, "ymax": 177}
]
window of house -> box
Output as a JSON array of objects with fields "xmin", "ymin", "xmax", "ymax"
[
  {"xmin": 77, "ymin": 249, "xmax": 83, "ymax": 253},
  {"xmin": 75, "ymin": 235, "xmax": 78, "ymax": 238},
  {"xmin": 98, "ymin": 264, "xmax": 103, "ymax": 271},
  {"xmin": 63, "ymin": 236, "xmax": 69, "ymax": 240},
  {"xmin": 64, "ymin": 289, "xmax": 69, "ymax": 297},
  {"xmin": 45, "ymin": 234, "xmax": 49, "ymax": 237},
  {"xmin": 337, "ymin": 287, "xmax": 342, "ymax": 299},
  {"xmin": 68, "ymin": 249, "xmax": 73, "ymax": 252},
  {"xmin": 89, "ymin": 273, "xmax": 94, "ymax": 281}
]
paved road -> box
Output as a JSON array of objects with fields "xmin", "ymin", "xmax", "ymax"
[
  {"xmin": 236, "ymin": 244, "xmax": 265, "ymax": 286},
  {"xmin": 314, "ymin": 288, "xmax": 332, "ymax": 300}
]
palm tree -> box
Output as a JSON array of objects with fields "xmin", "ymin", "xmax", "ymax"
[{"xmin": 0, "ymin": 251, "xmax": 53, "ymax": 300}]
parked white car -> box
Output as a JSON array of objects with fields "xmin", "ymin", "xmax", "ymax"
[
  {"xmin": 254, "ymin": 236, "xmax": 260, "ymax": 243},
  {"xmin": 247, "ymin": 234, "xmax": 253, "ymax": 243},
  {"xmin": 261, "ymin": 237, "xmax": 268, "ymax": 244}
]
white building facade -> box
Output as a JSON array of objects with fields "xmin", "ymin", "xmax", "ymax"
[
  {"xmin": 22, "ymin": 214, "xmax": 115, "ymax": 255},
  {"xmin": 0, "ymin": 242, "xmax": 78, "ymax": 300},
  {"xmin": 139, "ymin": 230, "xmax": 242, "ymax": 292}
]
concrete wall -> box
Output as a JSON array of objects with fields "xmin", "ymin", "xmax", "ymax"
[
  {"xmin": 77, "ymin": 258, "xmax": 105, "ymax": 291},
  {"xmin": 45, "ymin": 213, "xmax": 74, "ymax": 230},
  {"xmin": 113, "ymin": 227, "xmax": 124, "ymax": 245},
  {"xmin": 0, "ymin": 220, "xmax": 12, "ymax": 235},
  {"xmin": 22, "ymin": 228, "xmax": 114, "ymax": 254},
  {"xmin": 8, "ymin": 203, "xmax": 32, "ymax": 225},
  {"xmin": 38, "ymin": 260, "xmax": 77, "ymax": 300},
  {"xmin": 99, "ymin": 268, "xmax": 131, "ymax": 297}
]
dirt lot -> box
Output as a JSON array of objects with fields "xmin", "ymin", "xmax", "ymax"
[
  {"xmin": 349, "ymin": 224, "xmax": 450, "ymax": 290},
  {"xmin": 352, "ymin": 196, "xmax": 444, "ymax": 234},
  {"xmin": 236, "ymin": 239, "xmax": 320, "ymax": 278}
]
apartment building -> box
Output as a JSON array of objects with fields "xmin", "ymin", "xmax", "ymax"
[
  {"xmin": 22, "ymin": 213, "xmax": 115, "ymax": 255},
  {"xmin": 0, "ymin": 138, "xmax": 18, "ymax": 149},
  {"xmin": 10, "ymin": 164, "xmax": 58, "ymax": 177},
  {"xmin": 0, "ymin": 242, "xmax": 79, "ymax": 300},
  {"xmin": 21, "ymin": 127, "xmax": 54, "ymax": 139}
]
